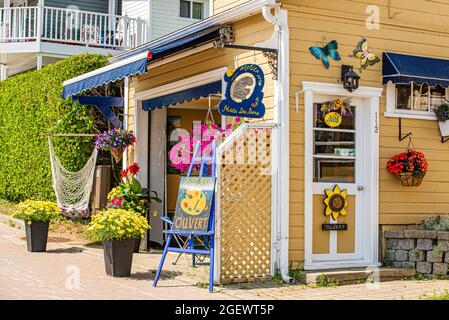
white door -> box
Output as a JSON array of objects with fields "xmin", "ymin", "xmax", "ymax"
[
  {"xmin": 149, "ymin": 108, "xmax": 166, "ymax": 246},
  {"xmin": 310, "ymin": 95, "xmax": 366, "ymax": 266}
]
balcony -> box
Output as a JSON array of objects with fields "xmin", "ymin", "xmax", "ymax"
[{"xmin": 0, "ymin": 4, "xmax": 148, "ymax": 51}]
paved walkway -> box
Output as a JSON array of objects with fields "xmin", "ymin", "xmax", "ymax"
[{"xmin": 0, "ymin": 223, "xmax": 448, "ymax": 300}]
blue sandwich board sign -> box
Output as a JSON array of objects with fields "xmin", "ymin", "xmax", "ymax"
[{"xmin": 218, "ymin": 64, "xmax": 265, "ymax": 119}]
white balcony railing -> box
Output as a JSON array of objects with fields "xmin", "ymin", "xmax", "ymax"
[{"xmin": 0, "ymin": 5, "xmax": 148, "ymax": 50}]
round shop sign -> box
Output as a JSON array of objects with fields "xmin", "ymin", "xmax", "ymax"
[{"xmin": 324, "ymin": 111, "xmax": 342, "ymax": 128}]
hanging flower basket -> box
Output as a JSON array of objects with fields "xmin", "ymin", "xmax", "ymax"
[
  {"xmin": 387, "ymin": 146, "xmax": 428, "ymax": 187},
  {"xmin": 395, "ymin": 172, "xmax": 426, "ymax": 187},
  {"xmin": 95, "ymin": 128, "xmax": 136, "ymax": 163},
  {"xmin": 110, "ymin": 148, "xmax": 123, "ymax": 163}
]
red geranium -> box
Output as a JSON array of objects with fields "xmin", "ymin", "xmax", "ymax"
[
  {"xmin": 111, "ymin": 196, "xmax": 124, "ymax": 207},
  {"xmin": 128, "ymin": 162, "xmax": 140, "ymax": 175},
  {"xmin": 386, "ymin": 149, "xmax": 428, "ymax": 176}
]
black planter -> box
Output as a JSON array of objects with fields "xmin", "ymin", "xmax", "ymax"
[
  {"xmin": 133, "ymin": 237, "xmax": 141, "ymax": 253},
  {"xmin": 103, "ymin": 239, "xmax": 134, "ymax": 277},
  {"xmin": 25, "ymin": 221, "xmax": 49, "ymax": 252}
]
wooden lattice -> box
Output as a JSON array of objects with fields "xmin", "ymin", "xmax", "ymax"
[{"xmin": 217, "ymin": 127, "xmax": 272, "ymax": 283}]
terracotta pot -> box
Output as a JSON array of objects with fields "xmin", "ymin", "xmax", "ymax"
[
  {"xmin": 103, "ymin": 239, "xmax": 134, "ymax": 277},
  {"xmin": 25, "ymin": 221, "xmax": 49, "ymax": 252},
  {"xmin": 110, "ymin": 148, "xmax": 123, "ymax": 163}
]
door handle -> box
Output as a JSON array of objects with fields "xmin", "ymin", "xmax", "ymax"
[{"xmin": 357, "ymin": 185, "xmax": 364, "ymax": 191}]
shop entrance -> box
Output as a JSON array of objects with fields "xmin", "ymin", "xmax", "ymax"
[{"xmin": 303, "ymin": 82, "xmax": 382, "ymax": 270}]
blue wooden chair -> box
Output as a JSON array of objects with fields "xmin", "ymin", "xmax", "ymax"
[{"xmin": 153, "ymin": 141, "xmax": 216, "ymax": 293}]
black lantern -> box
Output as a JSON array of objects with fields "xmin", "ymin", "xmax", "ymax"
[{"xmin": 341, "ymin": 65, "xmax": 360, "ymax": 92}]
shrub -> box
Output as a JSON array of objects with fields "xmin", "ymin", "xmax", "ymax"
[
  {"xmin": 0, "ymin": 53, "xmax": 109, "ymax": 201},
  {"xmin": 418, "ymin": 215, "xmax": 449, "ymax": 231},
  {"xmin": 87, "ymin": 208, "xmax": 150, "ymax": 242},
  {"xmin": 11, "ymin": 200, "xmax": 61, "ymax": 223}
]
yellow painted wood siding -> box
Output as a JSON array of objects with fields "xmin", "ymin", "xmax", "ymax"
[
  {"xmin": 284, "ymin": 0, "xmax": 449, "ymax": 265},
  {"xmin": 212, "ymin": 0, "xmax": 252, "ymax": 14}
]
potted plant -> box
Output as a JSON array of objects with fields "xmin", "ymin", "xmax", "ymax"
[
  {"xmin": 95, "ymin": 128, "xmax": 136, "ymax": 163},
  {"xmin": 434, "ymin": 101, "xmax": 449, "ymax": 137},
  {"xmin": 386, "ymin": 149, "xmax": 428, "ymax": 186},
  {"xmin": 87, "ymin": 208, "xmax": 150, "ymax": 277},
  {"xmin": 11, "ymin": 200, "xmax": 61, "ymax": 252},
  {"xmin": 107, "ymin": 162, "xmax": 161, "ymax": 252}
]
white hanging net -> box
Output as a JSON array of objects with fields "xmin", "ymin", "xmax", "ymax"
[{"xmin": 48, "ymin": 137, "xmax": 98, "ymax": 217}]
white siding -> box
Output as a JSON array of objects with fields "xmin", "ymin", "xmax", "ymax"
[
  {"xmin": 151, "ymin": 0, "xmax": 210, "ymax": 40},
  {"xmin": 122, "ymin": 0, "xmax": 150, "ymax": 21}
]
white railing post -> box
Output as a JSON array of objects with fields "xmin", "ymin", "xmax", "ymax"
[
  {"xmin": 136, "ymin": 17, "xmax": 142, "ymax": 46},
  {"xmin": 123, "ymin": 14, "xmax": 128, "ymax": 50},
  {"xmin": 36, "ymin": 0, "xmax": 43, "ymax": 43}
]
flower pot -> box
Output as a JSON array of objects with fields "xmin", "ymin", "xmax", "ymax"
[
  {"xmin": 24, "ymin": 221, "xmax": 49, "ymax": 252},
  {"xmin": 103, "ymin": 239, "xmax": 134, "ymax": 277},
  {"xmin": 110, "ymin": 148, "xmax": 123, "ymax": 163},
  {"xmin": 395, "ymin": 172, "xmax": 425, "ymax": 187},
  {"xmin": 438, "ymin": 120, "xmax": 449, "ymax": 137},
  {"xmin": 133, "ymin": 237, "xmax": 141, "ymax": 253}
]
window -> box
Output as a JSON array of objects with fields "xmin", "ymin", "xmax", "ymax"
[
  {"xmin": 385, "ymin": 81, "xmax": 449, "ymax": 120},
  {"xmin": 313, "ymin": 103, "xmax": 356, "ymax": 183},
  {"xmin": 180, "ymin": 0, "xmax": 204, "ymax": 19}
]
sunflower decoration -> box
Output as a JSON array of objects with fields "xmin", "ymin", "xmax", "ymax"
[
  {"xmin": 320, "ymin": 97, "xmax": 352, "ymax": 116},
  {"xmin": 323, "ymin": 185, "xmax": 349, "ymax": 220}
]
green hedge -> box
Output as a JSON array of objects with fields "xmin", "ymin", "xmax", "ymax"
[{"xmin": 0, "ymin": 53, "xmax": 109, "ymax": 202}]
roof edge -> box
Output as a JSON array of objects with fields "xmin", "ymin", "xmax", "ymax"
[{"xmin": 109, "ymin": 0, "xmax": 277, "ymax": 63}]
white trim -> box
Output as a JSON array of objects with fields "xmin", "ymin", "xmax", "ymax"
[
  {"xmin": 63, "ymin": 51, "xmax": 149, "ymax": 86},
  {"xmin": 304, "ymin": 261, "xmax": 381, "ymax": 271},
  {"xmin": 302, "ymin": 81, "xmax": 382, "ymax": 97},
  {"xmin": 302, "ymin": 81, "xmax": 382, "ymax": 271},
  {"xmin": 110, "ymin": 0, "xmax": 277, "ymax": 63},
  {"xmin": 123, "ymin": 76, "xmax": 129, "ymax": 170},
  {"xmin": 133, "ymin": 67, "xmax": 227, "ymax": 100}
]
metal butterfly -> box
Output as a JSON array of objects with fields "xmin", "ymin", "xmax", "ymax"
[
  {"xmin": 352, "ymin": 36, "xmax": 380, "ymax": 69},
  {"xmin": 309, "ymin": 40, "xmax": 341, "ymax": 69}
]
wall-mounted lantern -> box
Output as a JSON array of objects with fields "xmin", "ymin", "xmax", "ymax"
[{"xmin": 341, "ymin": 65, "xmax": 360, "ymax": 92}]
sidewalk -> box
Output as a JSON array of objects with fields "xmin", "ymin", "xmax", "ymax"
[{"xmin": 1, "ymin": 222, "xmax": 448, "ymax": 300}]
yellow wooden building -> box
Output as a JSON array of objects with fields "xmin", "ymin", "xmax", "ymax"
[{"xmin": 63, "ymin": 0, "xmax": 449, "ymax": 283}]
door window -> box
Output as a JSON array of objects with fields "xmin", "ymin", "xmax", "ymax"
[{"xmin": 313, "ymin": 103, "xmax": 356, "ymax": 183}]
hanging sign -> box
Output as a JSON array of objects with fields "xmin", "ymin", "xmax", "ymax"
[
  {"xmin": 173, "ymin": 177, "xmax": 215, "ymax": 232},
  {"xmin": 323, "ymin": 185, "xmax": 349, "ymax": 221},
  {"xmin": 218, "ymin": 64, "xmax": 265, "ymax": 118},
  {"xmin": 324, "ymin": 111, "xmax": 342, "ymax": 128}
]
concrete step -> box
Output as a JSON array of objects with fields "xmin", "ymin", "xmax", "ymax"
[{"xmin": 305, "ymin": 267, "xmax": 416, "ymax": 285}]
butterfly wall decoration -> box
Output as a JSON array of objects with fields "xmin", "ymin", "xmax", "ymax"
[
  {"xmin": 352, "ymin": 36, "xmax": 380, "ymax": 69},
  {"xmin": 309, "ymin": 40, "xmax": 341, "ymax": 69}
]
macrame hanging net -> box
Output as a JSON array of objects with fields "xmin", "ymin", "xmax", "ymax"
[{"xmin": 48, "ymin": 137, "xmax": 98, "ymax": 218}]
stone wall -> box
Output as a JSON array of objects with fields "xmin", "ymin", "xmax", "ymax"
[{"xmin": 384, "ymin": 230, "xmax": 449, "ymax": 276}]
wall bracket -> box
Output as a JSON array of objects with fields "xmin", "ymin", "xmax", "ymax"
[{"xmin": 398, "ymin": 118, "xmax": 412, "ymax": 141}]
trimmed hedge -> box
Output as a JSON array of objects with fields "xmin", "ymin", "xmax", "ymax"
[{"xmin": 0, "ymin": 53, "xmax": 109, "ymax": 201}]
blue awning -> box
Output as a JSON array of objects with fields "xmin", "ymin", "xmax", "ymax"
[
  {"xmin": 383, "ymin": 52, "xmax": 449, "ymax": 87},
  {"xmin": 62, "ymin": 51, "xmax": 150, "ymax": 98},
  {"xmin": 142, "ymin": 80, "xmax": 222, "ymax": 111},
  {"xmin": 62, "ymin": 26, "xmax": 223, "ymax": 99}
]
